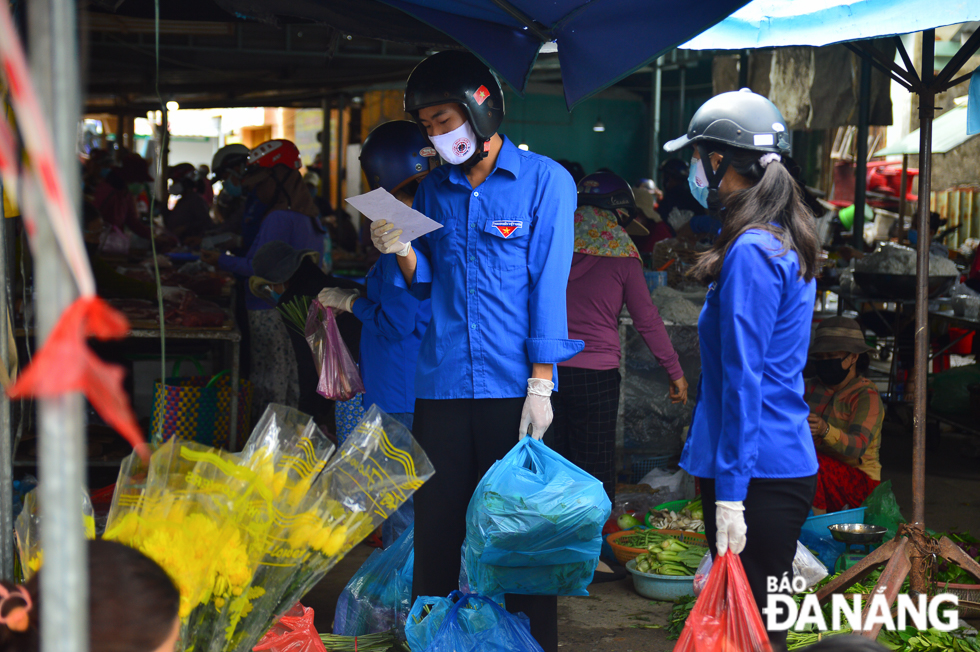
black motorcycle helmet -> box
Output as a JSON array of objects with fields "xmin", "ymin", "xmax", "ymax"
[
  {"xmin": 664, "ymin": 89, "xmax": 790, "ymax": 209},
  {"xmin": 360, "ymin": 120, "xmax": 437, "ymax": 194},
  {"xmin": 404, "ymin": 51, "xmax": 505, "ymax": 165},
  {"xmin": 577, "ymin": 171, "xmax": 637, "ymax": 228}
]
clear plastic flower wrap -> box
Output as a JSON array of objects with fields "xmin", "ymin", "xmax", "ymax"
[
  {"xmin": 103, "ymin": 404, "xmax": 433, "ymax": 652},
  {"xmin": 14, "ymin": 487, "xmax": 96, "ymax": 580}
]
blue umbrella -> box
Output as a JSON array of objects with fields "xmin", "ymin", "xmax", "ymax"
[{"xmin": 377, "ymin": 0, "xmax": 752, "ymax": 109}]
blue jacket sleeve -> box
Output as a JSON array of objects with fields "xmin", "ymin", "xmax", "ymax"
[
  {"xmin": 218, "ymin": 212, "xmax": 292, "ymax": 277},
  {"xmin": 353, "ymin": 258, "xmax": 423, "ymax": 342},
  {"xmin": 525, "ymin": 165, "xmax": 584, "ymax": 364},
  {"xmin": 715, "ymin": 235, "xmax": 782, "ymax": 502}
]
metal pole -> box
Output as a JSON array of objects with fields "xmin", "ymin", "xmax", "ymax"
[
  {"xmin": 335, "ymin": 94, "xmax": 346, "ymax": 216},
  {"xmin": 738, "ymin": 50, "xmax": 749, "ymax": 89},
  {"xmin": 651, "ymin": 58, "xmax": 663, "ymax": 178},
  {"xmin": 158, "ymin": 103, "xmax": 169, "ymax": 204},
  {"xmin": 678, "ymin": 67, "xmax": 686, "ymax": 136},
  {"xmin": 320, "ymin": 97, "xmax": 330, "ymax": 204},
  {"xmin": 911, "ymin": 29, "xmax": 935, "ymax": 531},
  {"xmin": 853, "ymin": 56, "xmax": 872, "ymax": 249},
  {"xmin": 0, "ymin": 182, "xmax": 12, "ymax": 581},
  {"xmin": 897, "ymin": 154, "xmax": 909, "ymax": 241},
  {"xmin": 28, "ymin": 2, "xmax": 88, "ymax": 652}
]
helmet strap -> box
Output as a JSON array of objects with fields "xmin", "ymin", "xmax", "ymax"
[
  {"xmin": 462, "ymin": 138, "xmax": 492, "ymax": 171},
  {"xmin": 697, "ymin": 143, "xmax": 732, "ymax": 212}
]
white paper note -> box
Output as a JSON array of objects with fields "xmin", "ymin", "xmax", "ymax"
[{"xmin": 345, "ymin": 188, "xmax": 443, "ymax": 242}]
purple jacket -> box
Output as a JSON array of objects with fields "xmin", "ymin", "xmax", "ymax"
[{"xmin": 560, "ymin": 253, "xmax": 683, "ymax": 379}]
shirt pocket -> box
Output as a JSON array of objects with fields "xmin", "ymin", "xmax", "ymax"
[{"xmin": 480, "ymin": 217, "xmax": 530, "ymax": 271}]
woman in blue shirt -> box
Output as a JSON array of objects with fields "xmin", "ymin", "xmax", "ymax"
[{"xmin": 664, "ymin": 90, "xmax": 820, "ymax": 649}]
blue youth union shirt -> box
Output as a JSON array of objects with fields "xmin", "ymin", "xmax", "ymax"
[
  {"xmin": 353, "ymin": 254, "xmax": 431, "ymax": 414},
  {"xmin": 391, "ymin": 136, "xmax": 584, "ymax": 399},
  {"xmin": 680, "ymin": 229, "xmax": 818, "ymax": 502}
]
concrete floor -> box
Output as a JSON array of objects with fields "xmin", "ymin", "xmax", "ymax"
[{"xmin": 304, "ymin": 414, "xmax": 980, "ymax": 650}]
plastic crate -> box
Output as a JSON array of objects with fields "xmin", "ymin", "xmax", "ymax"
[{"xmin": 628, "ymin": 454, "xmax": 673, "ymax": 484}]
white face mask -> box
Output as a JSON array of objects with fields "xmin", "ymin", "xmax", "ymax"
[{"xmin": 429, "ymin": 120, "xmax": 479, "ymax": 165}]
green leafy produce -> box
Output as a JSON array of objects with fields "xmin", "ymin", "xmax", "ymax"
[
  {"xmin": 666, "ymin": 596, "xmax": 696, "ymax": 640},
  {"xmin": 320, "ymin": 630, "xmax": 410, "ymax": 651},
  {"xmin": 277, "ymin": 295, "xmax": 313, "ymax": 335},
  {"xmin": 878, "ymin": 628, "xmax": 980, "ymax": 651},
  {"xmin": 633, "ymin": 537, "xmax": 706, "ymax": 576}
]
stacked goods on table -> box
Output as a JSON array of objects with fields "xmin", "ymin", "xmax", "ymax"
[
  {"xmin": 100, "ymin": 404, "xmax": 433, "ymax": 652},
  {"xmin": 108, "ymin": 293, "xmax": 229, "ymax": 328}
]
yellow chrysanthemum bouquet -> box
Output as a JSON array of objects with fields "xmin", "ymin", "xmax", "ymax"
[
  {"xmin": 14, "ymin": 488, "xmax": 96, "ymax": 580},
  {"xmin": 103, "ymin": 404, "xmax": 433, "ymax": 652}
]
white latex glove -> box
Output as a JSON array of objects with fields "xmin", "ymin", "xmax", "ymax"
[
  {"xmin": 518, "ymin": 378, "xmax": 555, "ymax": 440},
  {"xmin": 715, "ymin": 500, "xmax": 747, "ymax": 556},
  {"xmin": 370, "ymin": 219, "xmax": 412, "ymax": 257},
  {"xmin": 317, "ymin": 287, "xmax": 360, "ymax": 313}
]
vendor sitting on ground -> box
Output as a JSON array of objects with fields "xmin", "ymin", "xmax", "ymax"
[{"xmin": 804, "ymin": 317, "xmax": 884, "ymax": 514}]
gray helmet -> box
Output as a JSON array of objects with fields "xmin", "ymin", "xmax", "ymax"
[
  {"xmin": 404, "ymin": 51, "xmax": 504, "ymax": 161},
  {"xmin": 663, "ymin": 89, "xmax": 789, "ymax": 210},
  {"xmin": 663, "ymin": 89, "xmax": 790, "ymax": 154}
]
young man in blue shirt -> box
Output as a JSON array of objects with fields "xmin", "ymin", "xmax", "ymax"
[{"xmin": 369, "ymin": 51, "xmax": 582, "ymax": 652}]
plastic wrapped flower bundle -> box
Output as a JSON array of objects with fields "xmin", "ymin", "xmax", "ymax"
[
  {"xmin": 14, "ymin": 488, "xmax": 96, "ymax": 580},
  {"xmin": 102, "ymin": 404, "xmax": 433, "ymax": 652}
]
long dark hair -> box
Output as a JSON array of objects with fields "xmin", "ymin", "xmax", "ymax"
[
  {"xmin": 0, "ymin": 540, "xmax": 180, "ymax": 652},
  {"xmin": 689, "ymin": 147, "xmax": 818, "ymax": 283}
]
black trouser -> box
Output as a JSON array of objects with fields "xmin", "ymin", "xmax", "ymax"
[
  {"xmin": 412, "ymin": 398, "xmax": 558, "ymax": 652},
  {"xmin": 700, "ymin": 475, "xmax": 817, "ymax": 652},
  {"xmin": 546, "ymin": 367, "xmax": 621, "ymax": 505}
]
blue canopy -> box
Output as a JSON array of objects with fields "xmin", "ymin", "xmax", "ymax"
[
  {"xmin": 378, "ymin": 0, "xmax": 751, "ymax": 109},
  {"xmin": 681, "ymin": 0, "xmax": 980, "ymax": 50}
]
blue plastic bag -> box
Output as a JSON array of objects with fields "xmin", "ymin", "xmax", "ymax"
[
  {"xmin": 333, "ymin": 524, "xmax": 414, "ymax": 635},
  {"xmin": 406, "ymin": 592, "xmax": 543, "ymax": 652},
  {"xmin": 464, "ymin": 437, "xmax": 611, "ymax": 596}
]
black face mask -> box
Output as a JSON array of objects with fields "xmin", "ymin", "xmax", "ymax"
[{"xmin": 814, "ymin": 357, "xmax": 850, "ymax": 386}]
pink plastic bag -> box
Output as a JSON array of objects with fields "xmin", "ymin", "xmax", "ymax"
[
  {"xmin": 253, "ymin": 604, "xmax": 326, "ymax": 652},
  {"xmin": 674, "ymin": 551, "xmax": 772, "ymax": 652},
  {"xmin": 304, "ymin": 299, "xmax": 365, "ymax": 401}
]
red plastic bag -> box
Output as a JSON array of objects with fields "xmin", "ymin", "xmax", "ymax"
[
  {"xmin": 304, "ymin": 300, "xmax": 364, "ymax": 401},
  {"xmin": 253, "ymin": 604, "xmax": 326, "ymax": 652},
  {"xmin": 674, "ymin": 551, "xmax": 772, "ymax": 652}
]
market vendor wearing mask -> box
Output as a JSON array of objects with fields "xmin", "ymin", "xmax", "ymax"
[
  {"xmin": 666, "ymin": 90, "xmax": 819, "ymax": 650},
  {"xmin": 201, "ymin": 139, "xmax": 326, "ymax": 421},
  {"xmin": 804, "ymin": 317, "xmax": 883, "ymax": 515},
  {"xmin": 368, "ymin": 51, "xmax": 582, "ymax": 652},
  {"xmin": 210, "ymin": 144, "xmax": 250, "ymax": 234}
]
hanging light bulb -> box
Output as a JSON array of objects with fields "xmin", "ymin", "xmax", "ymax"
[
  {"xmin": 518, "ymin": 141, "xmax": 529, "ymax": 151},
  {"xmin": 593, "ymin": 117, "xmax": 605, "ymax": 133},
  {"xmin": 166, "ymin": 100, "xmax": 180, "ymax": 112}
]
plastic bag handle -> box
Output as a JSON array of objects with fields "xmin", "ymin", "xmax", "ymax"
[
  {"xmin": 434, "ymin": 593, "xmax": 510, "ymax": 639},
  {"xmin": 516, "ymin": 436, "xmax": 547, "ymax": 475}
]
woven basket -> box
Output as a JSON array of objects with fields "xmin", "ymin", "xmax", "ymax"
[
  {"xmin": 151, "ymin": 372, "xmax": 253, "ymax": 448},
  {"xmin": 607, "ymin": 529, "xmax": 708, "ymax": 566},
  {"xmin": 933, "ymin": 582, "xmax": 980, "ymax": 618}
]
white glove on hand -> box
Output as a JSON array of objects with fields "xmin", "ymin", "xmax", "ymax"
[
  {"xmin": 518, "ymin": 378, "xmax": 555, "ymax": 440},
  {"xmin": 370, "ymin": 219, "xmax": 412, "ymax": 257},
  {"xmin": 715, "ymin": 500, "xmax": 747, "ymax": 556},
  {"xmin": 317, "ymin": 287, "xmax": 360, "ymax": 313}
]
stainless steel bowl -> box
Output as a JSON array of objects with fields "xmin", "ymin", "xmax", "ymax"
[{"xmin": 827, "ymin": 523, "xmax": 887, "ymax": 544}]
